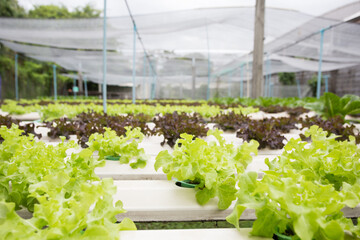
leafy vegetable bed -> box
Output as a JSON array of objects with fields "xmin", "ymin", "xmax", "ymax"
[
  {"xmin": 0, "ymin": 125, "xmax": 138, "ymax": 238},
  {"xmin": 1, "ymin": 94, "xmax": 360, "ymax": 239}
]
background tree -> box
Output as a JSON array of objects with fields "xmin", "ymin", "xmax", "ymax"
[
  {"xmin": 28, "ymin": 4, "xmax": 100, "ymax": 19},
  {"xmin": 0, "ymin": 2, "xmax": 101, "ymax": 99},
  {"xmin": 278, "ymin": 72, "xmax": 296, "ymax": 85},
  {"xmin": 0, "ymin": 0, "xmax": 26, "ymax": 18}
]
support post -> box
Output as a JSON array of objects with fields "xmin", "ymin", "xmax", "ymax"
[
  {"xmin": 102, "ymin": 0, "xmax": 108, "ymax": 112},
  {"xmin": 246, "ymin": 56, "xmax": 250, "ymax": 97},
  {"xmin": 149, "ymin": 64, "xmax": 154, "ymax": 100},
  {"xmin": 192, "ymin": 57, "xmax": 196, "ymax": 99},
  {"xmin": 15, "ymin": 53, "xmax": 19, "ymax": 101},
  {"xmin": 264, "ymin": 54, "xmax": 269, "ymax": 97},
  {"xmin": 143, "ymin": 54, "xmax": 146, "ymax": 99},
  {"xmin": 264, "ymin": 71, "xmax": 268, "ymax": 97},
  {"xmin": 151, "ymin": 75, "xmax": 157, "ymax": 100},
  {"xmin": 147, "ymin": 59, "xmax": 151, "ymax": 100},
  {"xmin": 324, "ymin": 74, "xmax": 329, "ymax": 93},
  {"xmin": 317, "ymin": 28, "xmax": 326, "ymax": 99},
  {"xmin": 251, "ymin": 0, "xmax": 265, "ymax": 98},
  {"xmin": 84, "ymin": 76, "xmax": 88, "ymax": 97},
  {"xmin": 228, "ymin": 71, "xmax": 233, "ymax": 97},
  {"xmin": 132, "ymin": 25, "xmax": 137, "ymax": 104},
  {"xmin": 73, "ymin": 78, "xmax": 77, "ymax": 99},
  {"xmin": 205, "ymin": 23, "xmax": 211, "ymax": 100},
  {"xmin": 53, "ymin": 64, "xmax": 57, "ymax": 101},
  {"xmin": 296, "ymin": 79, "xmax": 302, "ymax": 98},
  {"xmin": 267, "ymin": 57, "xmax": 272, "ymax": 97},
  {"xmin": 240, "ymin": 65, "xmax": 244, "ymax": 98},
  {"xmin": 78, "ymin": 63, "xmax": 83, "ymax": 93}
]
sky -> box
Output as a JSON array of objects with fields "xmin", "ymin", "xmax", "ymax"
[{"xmin": 18, "ymin": 0, "xmax": 359, "ymax": 17}]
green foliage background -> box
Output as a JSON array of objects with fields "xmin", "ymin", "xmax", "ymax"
[
  {"xmin": 278, "ymin": 72, "xmax": 295, "ymax": 85},
  {"xmin": 0, "ymin": 0, "xmax": 101, "ymax": 99}
]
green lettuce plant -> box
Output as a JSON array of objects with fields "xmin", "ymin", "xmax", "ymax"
[
  {"xmin": 227, "ymin": 126, "xmax": 360, "ymax": 239},
  {"xmin": 0, "ymin": 125, "xmax": 136, "ymax": 239},
  {"xmin": 155, "ymin": 129, "xmax": 259, "ymax": 209},
  {"xmin": 227, "ymin": 171, "xmax": 360, "ymax": 240},
  {"xmin": 267, "ymin": 125, "xmax": 360, "ymax": 190},
  {"xmin": 305, "ymin": 93, "xmax": 360, "ymax": 120},
  {"xmin": 87, "ymin": 127, "xmax": 148, "ymax": 169}
]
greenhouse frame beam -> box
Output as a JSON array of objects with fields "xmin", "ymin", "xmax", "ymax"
[
  {"xmin": 228, "ymin": 71, "xmax": 233, "ymax": 97},
  {"xmin": 151, "ymin": 75, "xmax": 157, "ymax": 100},
  {"xmin": 143, "ymin": 55, "xmax": 146, "ymax": 99},
  {"xmin": 240, "ymin": 64, "xmax": 244, "ymax": 98},
  {"xmin": 251, "ymin": 0, "xmax": 265, "ymax": 98},
  {"xmin": 316, "ymin": 28, "xmax": 326, "ymax": 99},
  {"xmin": 205, "ymin": 23, "xmax": 211, "ymax": 101},
  {"xmin": 102, "ymin": 0, "xmax": 108, "ymax": 113},
  {"xmin": 296, "ymin": 79, "xmax": 302, "ymax": 98},
  {"xmin": 147, "ymin": 60, "xmax": 151, "ymax": 100},
  {"xmin": 265, "ymin": 55, "xmax": 272, "ymax": 97},
  {"xmin": 53, "ymin": 64, "xmax": 57, "ymax": 101},
  {"xmin": 15, "ymin": 53, "xmax": 19, "ymax": 101},
  {"xmin": 324, "ymin": 75, "xmax": 329, "ymax": 93},
  {"xmin": 73, "ymin": 78, "xmax": 77, "ymax": 99},
  {"xmin": 125, "ymin": 0, "xmax": 157, "ymax": 100},
  {"xmin": 132, "ymin": 25, "xmax": 137, "ymax": 104},
  {"xmin": 192, "ymin": 57, "xmax": 196, "ymax": 99},
  {"xmin": 84, "ymin": 76, "xmax": 88, "ymax": 97}
]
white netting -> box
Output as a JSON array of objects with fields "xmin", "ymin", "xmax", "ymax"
[{"xmin": 0, "ymin": 4, "xmax": 359, "ymax": 98}]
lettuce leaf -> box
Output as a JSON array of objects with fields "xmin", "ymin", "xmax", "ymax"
[
  {"xmin": 155, "ymin": 129, "xmax": 258, "ymax": 209},
  {"xmin": 228, "ymin": 126, "xmax": 360, "ymax": 239},
  {"xmin": 0, "ymin": 125, "xmax": 136, "ymax": 239},
  {"xmin": 87, "ymin": 127, "xmax": 148, "ymax": 169}
]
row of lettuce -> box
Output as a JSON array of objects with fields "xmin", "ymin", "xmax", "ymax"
[
  {"xmin": 2, "ymin": 93, "xmax": 360, "ymax": 121},
  {"xmin": 156, "ymin": 126, "xmax": 360, "ymax": 239},
  {"xmin": 1, "ymin": 92, "xmax": 360, "ymax": 239},
  {"xmin": 2, "ymin": 106, "xmax": 359, "ymax": 150},
  {"xmin": 1, "ymin": 122, "xmax": 360, "ymax": 239},
  {"xmin": 0, "ymin": 125, "xmax": 141, "ymax": 239}
]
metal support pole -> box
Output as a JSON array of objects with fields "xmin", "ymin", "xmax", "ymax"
[
  {"xmin": 192, "ymin": 57, "xmax": 196, "ymax": 99},
  {"xmin": 267, "ymin": 57, "xmax": 272, "ymax": 97},
  {"xmin": 150, "ymin": 78, "xmax": 154, "ymax": 100},
  {"xmin": 73, "ymin": 78, "xmax": 77, "ymax": 99},
  {"xmin": 324, "ymin": 75, "xmax": 329, "ymax": 93},
  {"xmin": 240, "ymin": 65, "xmax": 244, "ymax": 98},
  {"xmin": 264, "ymin": 71, "xmax": 268, "ymax": 97},
  {"xmin": 264, "ymin": 54, "xmax": 269, "ymax": 97},
  {"xmin": 246, "ymin": 57, "xmax": 250, "ymax": 97},
  {"xmin": 53, "ymin": 64, "xmax": 57, "ymax": 101},
  {"xmin": 132, "ymin": 25, "xmax": 137, "ymax": 104},
  {"xmin": 147, "ymin": 60, "xmax": 151, "ymax": 100},
  {"xmin": 15, "ymin": 53, "xmax": 19, "ymax": 101},
  {"xmin": 317, "ymin": 28, "xmax": 326, "ymax": 99},
  {"xmin": 149, "ymin": 63, "xmax": 154, "ymax": 100},
  {"xmin": 153, "ymin": 75, "xmax": 157, "ymax": 99},
  {"xmin": 296, "ymin": 79, "xmax": 302, "ymax": 98},
  {"xmin": 102, "ymin": 0, "xmax": 107, "ymax": 112},
  {"xmin": 205, "ymin": 23, "xmax": 211, "ymax": 100},
  {"xmin": 151, "ymin": 75, "xmax": 157, "ymax": 100},
  {"xmin": 228, "ymin": 71, "xmax": 233, "ymax": 97},
  {"xmin": 84, "ymin": 75, "xmax": 88, "ymax": 97},
  {"xmin": 143, "ymin": 54, "xmax": 146, "ymax": 99}
]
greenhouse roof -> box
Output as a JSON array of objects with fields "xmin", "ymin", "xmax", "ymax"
[{"xmin": 0, "ymin": 4, "xmax": 359, "ymax": 86}]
